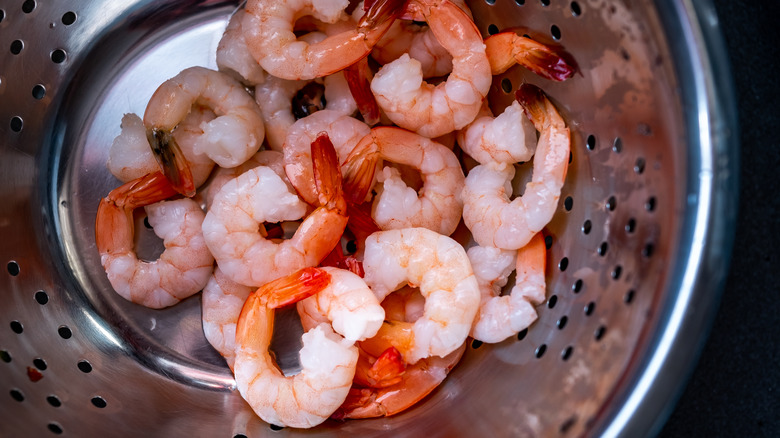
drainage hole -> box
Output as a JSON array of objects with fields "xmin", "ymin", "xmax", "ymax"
[
  {"xmin": 485, "ymin": 0, "xmax": 496, "ymax": 4},
  {"xmin": 540, "ymin": 0, "xmax": 550, "ymax": 6},
  {"xmin": 77, "ymin": 360, "xmax": 92, "ymax": 373},
  {"xmin": 487, "ymin": 23, "xmax": 499, "ymax": 35},
  {"xmin": 10, "ymin": 116, "xmax": 23, "ymax": 133},
  {"xmin": 560, "ymin": 415, "xmax": 577, "ymax": 433},
  {"xmin": 612, "ymin": 137, "xmax": 623, "ymax": 153},
  {"xmin": 7, "ymin": 261, "xmax": 20, "ymax": 276},
  {"xmin": 32, "ymin": 84, "xmax": 46, "ymax": 100},
  {"xmin": 58, "ymin": 326, "xmax": 72, "ymax": 339},
  {"xmin": 0, "ymin": 9, "xmax": 5, "ymax": 23},
  {"xmin": 558, "ymin": 257, "xmax": 568, "ymax": 272},
  {"xmin": 586, "ymin": 134, "xmax": 596, "ymax": 150},
  {"xmin": 33, "ymin": 358, "xmax": 47, "ymax": 370},
  {"xmin": 557, "ymin": 315, "xmax": 568, "ymax": 329},
  {"xmin": 471, "ymin": 339, "xmax": 483, "ymax": 349},
  {"xmin": 234, "ymin": 435, "xmax": 248, "ymax": 438},
  {"xmin": 47, "ymin": 423, "xmax": 63, "ymax": 434},
  {"xmin": 10, "ymin": 320, "xmax": 23, "ymax": 334},
  {"xmin": 544, "ymin": 235, "xmax": 553, "ymax": 250},
  {"xmin": 22, "ymin": 0, "xmax": 36, "ymax": 13},
  {"xmin": 46, "ymin": 395, "xmax": 61, "ymax": 407},
  {"xmin": 597, "ymin": 241, "xmax": 608, "ymax": 256},
  {"xmin": 624, "ymin": 289, "xmax": 635, "ymax": 304},
  {"xmin": 594, "ymin": 325, "xmax": 607, "ymax": 341},
  {"xmin": 35, "ymin": 290, "xmax": 49, "ymax": 305},
  {"xmin": 61, "ymin": 11, "xmax": 76, "ymax": 25},
  {"xmin": 643, "ymin": 243, "xmax": 655, "ymax": 258},
  {"xmin": 91, "ymin": 396, "xmax": 107, "ymax": 408},
  {"xmin": 626, "ymin": 218, "xmax": 637, "ymax": 233},
  {"xmin": 270, "ymin": 424, "xmax": 285, "ymax": 431},
  {"xmin": 517, "ymin": 328, "xmax": 528, "ymax": 341},
  {"xmin": 582, "ymin": 220, "xmax": 591, "ymax": 235},
  {"xmin": 606, "ymin": 195, "xmax": 617, "ymax": 211},
  {"xmin": 563, "ymin": 195, "xmax": 573, "ymax": 211},
  {"xmin": 515, "ymin": 0, "xmax": 525, "ymax": 5},
  {"xmin": 10, "ymin": 39, "xmax": 24, "ymax": 55},
  {"xmin": 572, "ymin": 279, "xmax": 583, "ymax": 293},
  {"xmin": 535, "ymin": 344, "xmax": 547, "ymax": 358},
  {"xmin": 570, "ymin": 1, "xmax": 582, "ymax": 16},
  {"xmin": 501, "ymin": 77, "xmax": 512, "ymax": 94},
  {"xmin": 50, "ymin": 49, "xmax": 66, "ymax": 64},
  {"xmin": 634, "ymin": 157, "xmax": 646, "ymax": 174},
  {"xmin": 547, "ymin": 295, "xmax": 557, "ymax": 309},
  {"xmin": 0, "ymin": 350, "xmax": 11, "ymax": 363},
  {"xmin": 561, "ymin": 346, "xmax": 574, "ymax": 361},
  {"xmin": 611, "ymin": 265, "xmax": 622, "ymax": 280},
  {"xmin": 550, "ymin": 24, "xmax": 561, "ymax": 40},
  {"xmin": 10, "ymin": 389, "xmax": 24, "ymax": 402},
  {"xmin": 584, "ymin": 301, "xmax": 596, "ymax": 316},
  {"xmin": 645, "ymin": 196, "xmax": 657, "ymax": 211}
]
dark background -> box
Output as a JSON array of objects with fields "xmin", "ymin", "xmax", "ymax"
[{"xmin": 658, "ymin": 0, "xmax": 780, "ymax": 436}]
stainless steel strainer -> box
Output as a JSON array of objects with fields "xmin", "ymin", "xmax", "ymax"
[{"xmin": 0, "ymin": 0, "xmax": 737, "ymax": 436}]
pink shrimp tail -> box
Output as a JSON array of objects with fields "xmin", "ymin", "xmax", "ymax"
[
  {"xmin": 343, "ymin": 57, "xmax": 380, "ymax": 126},
  {"xmin": 359, "ymin": 0, "xmax": 410, "ymax": 40},
  {"xmin": 311, "ymin": 132, "xmax": 348, "ymax": 214},
  {"xmin": 254, "ymin": 267, "xmax": 332, "ymax": 309},
  {"xmin": 320, "ymin": 243, "xmax": 365, "ymax": 277},
  {"xmin": 146, "ymin": 128, "xmax": 196, "ymax": 197},
  {"xmin": 342, "ymin": 134, "xmax": 381, "ymax": 205},
  {"xmin": 486, "ymin": 32, "xmax": 575, "ymax": 81},
  {"xmin": 365, "ymin": 347, "xmax": 406, "ymax": 388}
]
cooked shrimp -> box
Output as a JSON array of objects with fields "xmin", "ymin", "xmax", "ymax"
[
  {"xmin": 333, "ymin": 342, "xmax": 466, "ymax": 419},
  {"xmin": 468, "ymin": 233, "xmax": 546, "ymax": 343},
  {"xmin": 343, "ymin": 126, "xmax": 465, "ymax": 236},
  {"xmin": 201, "ymin": 267, "xmax": 253, "ymax": 369},
  {"xmin": 95, "ymin": 172, "xmax": 214, "ymax": 309},
  {"xmin": 283, "ymin": 110, "xmax": 371, "ymax": 206},
  {"xmin": 484, "ymin": 31, "xmax": 575, "ymax": 81},
  {"xmin": 202, "ymin": 133, "xmax": 348, "ymax": 287},
  {"xmin": 457, "ymin": 100, "xmax": 537, "ymax": 165},
  {"xmin": 241, "ymin": 0, "xmax": 406, "ymax": 80},
  {"xmin": 358, "ymin": 228, "xmax": 480, "ymax": 364},
  {"xmin": 370, "ymin": 0, "xmax": 491, "ymax": 138},
  {"xmin": 201, "ymin": 150, "xmax": 292, "ymax": 210},
  {"xmin": 234, "ymin": 267, "xmax": 361, "ymax": 428},
  {"xmin": 371, "ymin": 0, "xmax": 472, "ymax": 78},
  {"xmin": 297, "ymin": 267, "xmax": 385, "ymax": 343},
  {"xmin": 216, "ymin": 10, "xmax": 267, "ymax": 86},
  {"xmin": 463, "ymin": 84, "xmax": 570, "ymax": 250},
  {"xmin": 107, "ymin": 109, "xmax": 216, "ymax": 188},
  {"xmin": 144, "ymin": 66, "xmax": 265, "ymax": 196}
]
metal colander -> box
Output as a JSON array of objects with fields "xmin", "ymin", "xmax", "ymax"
[{"xmin": 0, "ymin": 0, "xmax": 737, "ymax": 436}]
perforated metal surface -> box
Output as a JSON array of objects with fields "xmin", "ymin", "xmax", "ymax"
[{"xmin": 0, "ymin": 0, "xmax": 736, "ymax": 437}]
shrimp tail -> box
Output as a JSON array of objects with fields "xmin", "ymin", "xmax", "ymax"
[
  {"xmin": 347, "ymin": 201, "xmax": 381, "ymax": 252},
  {"xmin": 358, "ymin": 0, "xmax": 410, "ymax": 45},
  {"xmin": 331, "ymin": 388, "xmax": 381, "ymax": 420},
  {"xmin": 342, "ymin": 135, "xmax": 381, "ymax": 204},
  {"xmin": 320, "ymin": 242, "xmax": 365, "ymax": 277},
  {"xmin": 311, "ymin": 132, "xmax": 347, "ymax": 214},
  {"xmin": 255, "ymin": 267, "xmax": 332, "ymax": 309},
  {"xmin": 146, "ymin": 128, "xmax": 196, "ymax": 197},
  {"xmin": 485, "ymin": 32, "xmax": 575, "ymax": 81},
  {"xmin": 515, "ymin": 83, "xmax": 570, "ymax": 182},
  {"xmin": 343, "ymin": 57, "xmax": 380, "ymax": 126},
  {"xmin": 95, "ymin": 171, "xmax": 178, "ymax": 256},
  {"xmin": 365, "ymin": 347, "xmax": 406, "ymax": 388}
]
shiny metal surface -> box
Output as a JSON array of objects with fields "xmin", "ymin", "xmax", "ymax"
[{"xmin": 0, "ymin": 0, "xmax": 736, "ymax": 437}]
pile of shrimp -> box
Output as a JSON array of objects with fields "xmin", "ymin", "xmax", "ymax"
[{"xmin": 95, "ymin": 0, "xmax": 574, "ymax": 429}]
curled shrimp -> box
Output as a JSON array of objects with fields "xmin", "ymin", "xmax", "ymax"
[
  {"xmin": 202, "ymin": 133, "xmax": 348, "ymax": 287},
  {"xmin": 343, "ymin": 126, "xmax": 465, "ymax": 236},
  {"xmin": 254, "ymin": 31, "xmax": 359, "ymax": 152},
  {"xmin": 216, "ymin": 11, "xmax": 267, "ymax": 86},
  {"xmin": 456, "ymin": 100, "xmax": 537, "ymax": 165},
  {"xmin": 370, "ymin": 0, "xmax": 491, "ymax": 138},
  {"xmin": 241, "ymin": 0, "xmax": 407, "ymax": 80},
  {"xmin": 463, "ymin": 84, "xmax": 570, "ymax": 250},
  {"xmin": 201, "ymin": 150, "xmax": 292, "ymax": 210},
  {"xmin": 107, "ymin": 109, "xmax": 216, "ymax": 189},
  {"xmin": 234, "ymin": 267, "xmax": 360, "ymax": 428},
  {"xmin": 201, "ymin": 267, "xmax": 253, "ymax": 369},
  {"xmin": 484, "ymin": 31, "xmax": 575, "ymax": 81},
  {"xmin": 468, "ymin": 233, "xmax": 546, "ymax": 343},
  {"xmin": 144, "ymin": 67, "xmax": 265, "ymax": 196},
  {"xmin": 95, "ymin": 172, "xmax": 214, "ymax": 309},
  {"xmin": 359, "ymin": 228, "xmax": 480, "ymax": 364},
  {"xmin": 283, "ymin": 110, "xmax": 371, "ymax": 207}
]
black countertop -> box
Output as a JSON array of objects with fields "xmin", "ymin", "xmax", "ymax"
[{"xmin": 658, "ymin": 1, "xmax": 780, "ymax": 436}]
